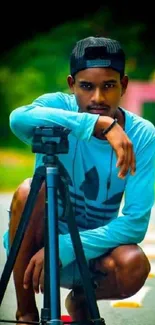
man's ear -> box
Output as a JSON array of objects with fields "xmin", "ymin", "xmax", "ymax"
[
  {"xmin": 121, "ymin": 75, "xmax": 129, "ymax": 96},
  {"xmin": 67, "ymin": 75, "xmax": 75, "ymax": 92}
]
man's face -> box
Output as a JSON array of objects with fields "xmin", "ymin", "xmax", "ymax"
[{"xmin": 67, "ymin": 67, "xmax": 128, "ymax": 117}]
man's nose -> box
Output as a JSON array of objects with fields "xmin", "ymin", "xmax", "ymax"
[{"xmin": 92, "ymin": 89, "xmax": 105, "ymax": 103}]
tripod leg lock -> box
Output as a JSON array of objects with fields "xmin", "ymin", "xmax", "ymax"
[{"xmin": 46, "ymin": 320, "xmax": 64, "ymax": 325}]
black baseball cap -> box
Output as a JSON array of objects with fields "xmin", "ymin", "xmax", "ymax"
[{"xmin": 70, "ymin": 36, "xmax": 125, "ymax": 76}]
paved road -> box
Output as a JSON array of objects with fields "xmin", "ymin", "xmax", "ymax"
[{"xmin": 0, "ymin": 193, "xmax": 155, "ymax": 325}]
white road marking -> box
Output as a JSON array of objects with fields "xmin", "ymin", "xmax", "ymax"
[
  {"xmin": 141, "ymin": 244, "xmax": 155, "ymax": 260},
  {"xmin": 110, "ymin": 286, "xmax": 151, "ymax": 308},
  {"xmin": 143, "ymin": 232, "xmax": 155, "ymax": 244},
  {"xmin": 111, "ymin": 223, "xmax": 155, "ymax": 308}
]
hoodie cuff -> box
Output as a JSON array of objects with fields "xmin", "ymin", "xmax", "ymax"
[{"xmin": 59, "ymin": 233, "xmax": 75, "ymax": 268}]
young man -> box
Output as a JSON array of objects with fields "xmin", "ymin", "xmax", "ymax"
[{"xmin": 6, "ymin": 36, "xmax": 155, "ymax": 323}]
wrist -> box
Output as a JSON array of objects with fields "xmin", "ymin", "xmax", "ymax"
[{"xmin": 94, "ymin": 116, "xmax": 114, "ymax": 135}]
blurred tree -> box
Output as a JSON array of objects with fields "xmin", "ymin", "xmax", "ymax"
[
  {"xmin": 142, "ymin": 102, "xmax": 155, "ymax": 126},
  {"xmin": 0, "ymin": 11, "xmax": 154, "ymax": 147}
]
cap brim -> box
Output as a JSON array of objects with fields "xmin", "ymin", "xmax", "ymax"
[{"xmin": 71, "ymin": 57, "xmax": 125, "ymax": 76}]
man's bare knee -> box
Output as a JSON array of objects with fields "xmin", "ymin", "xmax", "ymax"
[
  {"xmin": 10, "ymin": 177, "xmax": 45, "ymax": 215},
  {"xmin": 11, "ymin": 177, "xmax": 32, "ymax": 205},
  {"xmin": 9, "ymin": 178, "xmax": 32, "ymax": 241},
  {"xmin": 10, "ymin": 177, "xmax": 45, "ymax": 248},
  {"xmin": 10, "ymin": 178, "xmax": 32, "ymax": 221}
]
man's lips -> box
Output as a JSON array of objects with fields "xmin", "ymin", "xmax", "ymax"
[{"xmin": 89, "ymin": 107, "xmax": 109, "ymax": 114}]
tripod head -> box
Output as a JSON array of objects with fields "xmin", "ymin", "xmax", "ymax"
[{"xmin": 32, "ymin": 126, "xmax": 71, "ymax": 155}]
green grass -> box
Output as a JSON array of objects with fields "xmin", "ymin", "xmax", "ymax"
[
  {"xmin": 0, "ymin": 148, "xmax": 34, "ymax": 192},
  {"xmin": 1, "ymin": 148, "xmax": 155, "ymax": 195}
]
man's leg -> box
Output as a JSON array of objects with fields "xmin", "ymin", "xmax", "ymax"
[
  {"xmin": 9, "ymin": 178, "xmax": 45, "ymax": 322},
  {"xmin": 9, "ymin": 180, "xmax": 151, "ymax": 323},
  {"xmin": 65, "ymin": 244, "xmax": 151, "ymax": 321}
]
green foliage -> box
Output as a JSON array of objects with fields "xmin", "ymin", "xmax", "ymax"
[
  {"xmin": 0, "ymin": 148, "xmax": 34, "ymax": 191},
  {"xmin": 142, "ymin": 102, "xmax": 155, "ymax": 126},
  {"xmin": 0, "ymin": 10, "xmax": 154, "ymax": 147}
]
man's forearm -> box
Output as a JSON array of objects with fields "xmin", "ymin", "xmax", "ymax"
[
  {"xmin": 59, "ymin": 211, "xmax": 150, "ymax": 269},
  {"xmin": 9, "ymin": 105, "xmax": 101, "ymax": 145}
]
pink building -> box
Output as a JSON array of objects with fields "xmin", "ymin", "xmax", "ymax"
[{"xmin": 120, "ymin": 81, "xmax": 155, "ymax": 117}]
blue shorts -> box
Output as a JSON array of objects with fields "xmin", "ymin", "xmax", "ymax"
[{"xmin": 3, "ymin": 210, "xmax": 103, "ymax": 290}]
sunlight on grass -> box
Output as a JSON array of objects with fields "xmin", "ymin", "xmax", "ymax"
[
  {"xmin": 1, "ymin": 148, "xmax": 155, "ymax": 195},
  {"xmin": 0, "ymin": 148, "xmax": 34, "ymax": 191}
]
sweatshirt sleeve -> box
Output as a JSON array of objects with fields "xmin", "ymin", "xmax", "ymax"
[
  {"xmin": 9, "ymin": 92, "xmax": 99, "ymax": 145},
  {"xmin": 59, "ymin": 126, "xmax": 155, "ymax": 268}
]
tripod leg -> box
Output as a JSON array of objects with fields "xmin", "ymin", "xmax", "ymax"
[
  {"xmin": 0, "ymin": 166, "xmax": 45, "ymax": 306},
  {"xmin": 10, "ymin": 179, "xmax": 45, "ymax": 322},
  {"xmin": 40, "ymin": 164, "xmax": 62, "ymax": 325},
  {"xmin": 62, "ymin": 180, "xmax": 106, "ymax": 325}
]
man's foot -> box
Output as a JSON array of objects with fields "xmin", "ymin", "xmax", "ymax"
[
  {"xmin": 65, "ymin": 289, "xmax": 91, "ymax": 321},
  {"xmin": 16, "ymin": 311, "xmax": 39, "ymax": 325}
]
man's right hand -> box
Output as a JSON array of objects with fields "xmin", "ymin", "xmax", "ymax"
[
  {"xmin": 94, "ymin": 116, "xmax": 136, "ymax": 179},
  {"xmin": 23, "ymin": 247, "xmax": 62, "ymax": 294},
  {"xmin": 23, "ymin": 248, "xmax": 44, "ymax": 294}
]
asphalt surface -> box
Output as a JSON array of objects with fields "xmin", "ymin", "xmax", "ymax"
[{"xmin": 0, "ymin": 193, "xmax": 155, "ymax": 325}]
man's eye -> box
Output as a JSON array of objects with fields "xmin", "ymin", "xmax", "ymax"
[
  {"xmin": 81, "ymin": 83, "xmax": 93, "ymax": 90},
  {"xmin": 104, "ymin": 84, "xmax": 115, "ymax": 89}
]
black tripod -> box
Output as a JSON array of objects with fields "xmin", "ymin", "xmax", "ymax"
[{"xmin": 0, "ymin": 126, "xmax": 106, "ymax": 325}]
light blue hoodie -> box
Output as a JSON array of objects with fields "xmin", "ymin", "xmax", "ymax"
[{"xmin": 9, "ymin": 91, "xmax": 155, "ymax": 268}]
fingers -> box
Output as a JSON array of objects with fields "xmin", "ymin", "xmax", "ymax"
[
  {"xmin": 105, "ymin": 123, "xmax": 136, "ymax": 178},
  {"xmin": 117, "ymin": 143, "xmax": 130, "ymax": 178},
  {"xmin": 23, "ymin": 257, "xmax": 44, "ymax": 294},
  {"xmin": 32, "ymin": 263, "xmax": 43, "ymax": 294},
  {"xmin": 23, "ymin": 258, "xmax": 35, "ymax": 290},
  {"xmin": 40, "ymin": 269, "xmax": 44, "ymax": 293},
  {"xmin": 130, "ymin": 145, "xmax": 136, "ymax": 175},
  {"xmin": 116, "ymin": 141, "xmax": 136, "ymax": 178},
  {"xmin": 116, "ymin": 147, "xmax": 125, "ymax": 172}
]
